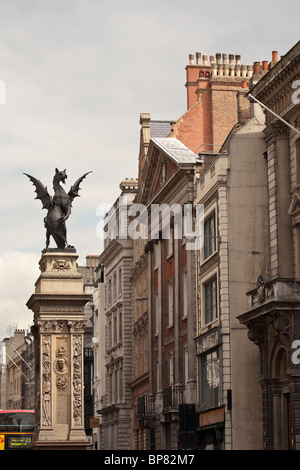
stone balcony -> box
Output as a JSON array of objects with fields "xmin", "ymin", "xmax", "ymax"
[
  {"xmin": 245, "ymin": 275, "xmax": 300, "ymax": 312},
  {"xmin": 238, "ymin": 275, "xmax": 300, "ymax": 348}
]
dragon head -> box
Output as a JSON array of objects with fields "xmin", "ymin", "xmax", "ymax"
[{"xmin": 55, "ymin": 168, "xmax": 68, "ymax": 184}]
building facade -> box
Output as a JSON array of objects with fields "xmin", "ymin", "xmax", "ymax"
[
  {"xmin": 130, "ymin": 50, "xmax": 260, "ymax": 450},
  {"xmin": 239, "ymin": 41, "xmax": 300, "ymax": 450},
  {"xmin": 0, "ymin": 329, "xmax": 34, "ymax": 410},
  {"xmin": 77, "ymin": 255, "xmax": 99, "ymax": 444},
  {"xmin": 193, "ymin": 73, "xmax": 270, "ymax": 448},
  {"xmin": 98, "ymin": 178, "xmax": 138, "ymax": 449},
  {"xmin": 91, "ymin": 262, "xmax": 105, "ymax": 449},
  {"xmin": 134, "ymin": 136, "xmax": 201, "ymax": 449}
]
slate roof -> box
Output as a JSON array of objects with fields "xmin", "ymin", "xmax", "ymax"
[
  {"xmin": 149, "ymin": 120, "xmax": 173, "ymax": 138},
  {"xmin": 151, "ymin": 137, "xmax": 199, "ymax": 164}
]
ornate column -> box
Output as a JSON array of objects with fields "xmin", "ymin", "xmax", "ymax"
[
  {"xmin": 27, "ymin": 249, "xmax": 91, "ymax": 450},
  {"xmin": 265, "ymin": 121, "xmax": 293, "ymax": 278}
]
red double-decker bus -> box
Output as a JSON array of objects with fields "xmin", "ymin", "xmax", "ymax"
[{"xmin": 0, "ymin": 410, "xmax": 34, "ymax": 450}]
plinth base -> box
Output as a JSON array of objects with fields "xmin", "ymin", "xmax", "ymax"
[{"xmin": 31, "ymin": 440, "xmax": 89, "ymax": 450}]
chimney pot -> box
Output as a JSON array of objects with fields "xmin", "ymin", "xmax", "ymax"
[
  {"xmin": 235, "ymin": 54, "xmax": 241, "ymax": 64},
  {"xmin": 196, "ymin": 52, "xmax": 201, "ymax": 64},
  {"xmin": 272, "ymin": 51, "xmax": 278, "ymax": 62},
  {"xmin": 189, "ymin": 53, "xmax": 195, "ymax": 65},
  {"xmin": 202, "ymin": 54, "xmax": 208, "ymax": 65},
  {"xmin": 253, "ymin": 61, "xmax": 261, "ymax": 75},
  {"xmin": 262, "ymin": 61, "xmax": 268, "ymax": 71},
  {"xmin": 235, "ymin": 64, "xmax": 241, "ymax": 77},
  {"xmin": 241, "ymin": 80, "xmax": 248, "ymax": 89},
  {"xmin": 211, "ymin": 63, "xmax": 217, "ymax": 76},
  {"xmin": 209, "ymin": 54, "xmax": 215, "ymax": 64}
]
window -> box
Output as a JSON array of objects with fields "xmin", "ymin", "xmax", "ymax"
[
  {"xmin": 184, "ymin": 346, "xmax": 188, "ymax": 385},
  {"xmin": 167, "ymin": 280, "xmax": 174, "ymax": 327},
  {"xmin": 109, "ymin": 372, "xmax": 112, "ymax": 404},
  {"xmin": 155, "ymin": 290, "xmax": 159, "ymax": 335},
  {"xmin": 113, "ymin": 370, "xmax": 118, "ymax": 403},
  {"xmin": 168, "ymin": 352, "xmax": 174, "ymax": 386},
  {"xmin": 204, "ymin": 277, "xmax": 218, "ymax": 324},
  {"xmin": 154, "ymin": 243, "xmax": 159, "ymax": 269},
  {"xmin": 107, "ymin": 278, "xmax": 112, "ymax": 305},
  {"xmin": 182, "ymin": 270, "xmax": 188, "ymax": 318},
  {"xmin": 199, "ymin": 349, "xmax": 220, "ymax": 409},
  {"xmin": 113, "ymin": 314, "xmax": 117, "ymax": 346},
  {"xmin": 118, "ymin": 268, "xmax": 122, "ymax": 296},
  {"xmin": 167, "ymin": 227, "xmax": 173, "ymax": 257},
  {"xmin": 118, "ymin": 309, "xmax": 122, "ymax": 343},
  {"xmin": 107, "ymin": 319, "xmax": 112, "ymax": 349},
  {"xmin": 113, "ymin": 272, "xmax": 117, "ymax": 301},
  {"xmin": 119, "ymin": 367, "xmax": 123, "ymax": 402},
  {"xmin": 204, "ymin": 213, "xmax": 216, "ymax": 259}
]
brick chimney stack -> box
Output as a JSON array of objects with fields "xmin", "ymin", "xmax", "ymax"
[{"xmin": 185, "ymin": 51, "xmax": 253, "ymax": 109}]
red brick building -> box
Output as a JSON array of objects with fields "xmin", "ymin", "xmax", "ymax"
[
  {"xmin": 131, "ymin": 51, "xmax": 254, "ymax": 449},
  {"xmin": 171, "ymin": 52, "xmax": 252, "ymax": 153}
]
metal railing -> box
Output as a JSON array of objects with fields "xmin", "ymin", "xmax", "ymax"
[
  {"xmin": 163, "ymin": 385, "xmax": 184, "ymax": 410},
  {"xmin": 137, "ymin": 394, "xmax": 156, "ymax": 417}
]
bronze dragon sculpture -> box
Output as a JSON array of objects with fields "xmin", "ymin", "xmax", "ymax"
[{"xmin": 24, "ymin": 168, "xmax": 92, "ymax": 250}]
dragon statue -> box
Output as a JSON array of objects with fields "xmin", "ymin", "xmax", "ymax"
[{"xmin": 24, "ymin": 168, "xmax": 92, "ymax": 250}]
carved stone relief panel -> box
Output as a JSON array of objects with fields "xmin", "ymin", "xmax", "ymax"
[
  {"xmin": 54, "ymin": 335, "xmax": 70, "ymax": 425},
  {"xmin": 41, "ymin": 334, "xmax": 52, "ymax": 427},
  {"xmin": 72, "ymin": 335, "xmax": 83, "ymax": 426}
]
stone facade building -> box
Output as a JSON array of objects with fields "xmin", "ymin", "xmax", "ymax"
[
  {"xmin": 0, "ymin": 329, "xmax": 35, "ymax": 411},
  {"xmin": 91, "ymin": 262, "xmax": 105, "ymax": 449},
  {"xmin": 98, "ymin": 178, "xmax": 138, "ymax": 449},
  {"xmin": 193, "ymin": 75, "xmax": 268, "ymax": 449},
  {"xmin": 239, "ymin": 41, "xmax": 300, "ymax": 450}
]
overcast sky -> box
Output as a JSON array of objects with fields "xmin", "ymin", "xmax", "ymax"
[{"xmin": 0, "ymin": 0, "xmax": 299, "ymax": 339}]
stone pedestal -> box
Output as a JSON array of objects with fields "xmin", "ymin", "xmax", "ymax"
[{"xmin": 26, "ymin": 249, "xmax": 91, "ymax": 450}]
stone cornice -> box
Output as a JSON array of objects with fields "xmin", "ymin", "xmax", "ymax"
[
  {"xmin": 27, "ymin": 293, "xmax": 91, "ymax": 315},
  {"xmin": 250, "ymin": 41, "xmax": 300, "ymax": 100},
  {"xmin": 99, "ymin": 237, "xmax": 132, "ymax": 267}
]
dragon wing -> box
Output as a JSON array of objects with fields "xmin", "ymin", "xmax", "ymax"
[
  {"xmin": 23, "ymin": 173, "xmax": 52, "ymax": 210},
  {"xmin": 68, "ymin": 171, "xmax": 92, "ymax": 202}
]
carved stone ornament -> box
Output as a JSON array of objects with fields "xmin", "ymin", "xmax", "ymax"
[
  {"xmin": 54, "ymin": 345, "xmax": 68, "ymax": 391},
  {"xmin": 68, "ymin": 320, "xmax": 87, "ymax": 333},
  {"xmin": 272, "ymin": 312, "xmax": 293, "ymax": 336},
  {"xmin": 37, "ymin": 320, "xmax": 69, "ymax": 333},
  {"xmin": 257, "ymin": 274, "xmax": 271, "ymax": 303},
  {"xmin": 52, "ymin": 259, "xmax": 71, "ymax": 271},
  {"xmin": 247, "ymin": 323, "xmax": 265, "ymax": 346},
  {"xmin": 72, "ymin": 335, "xmax": 83, "ymax": 425},
  {"xmin": 41, "ymin": 335, "xmax": 52, "ymax": 427}
]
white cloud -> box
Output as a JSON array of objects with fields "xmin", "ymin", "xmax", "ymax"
[{"xmin": 0, "ymin": 251, "xmax": 40, "ymax": 339}]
